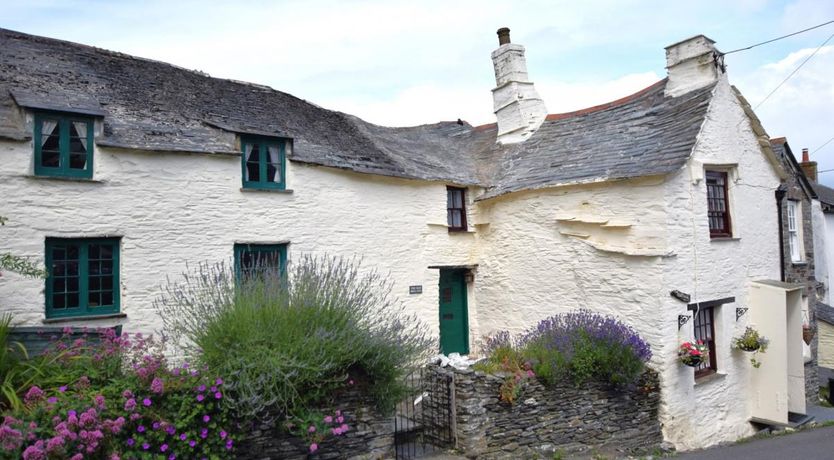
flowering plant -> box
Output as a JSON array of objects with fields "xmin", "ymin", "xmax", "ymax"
[
  {"xmin": 0, "ymin": 327, "xmax": 236, "ymax": 459},
  {"xmin": 678, "ymin": 340, "xmax": 708, "ymax": 367},
  {"xmin": 287, "ymin": 409, "xmax": 351, "ymax": 455},
  {"xmin": 733, "ymin": 326, "xmax": 769, "ymax": 368}
]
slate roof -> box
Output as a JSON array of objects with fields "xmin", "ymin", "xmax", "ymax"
[
  {"xmin": 0, "ymin": 28, "xmax": 718, "ymax": 198},
  {"xmin": 770, "ymin": 138, "xmax": 817, "ymax": 201},
  {"xmin": 811, "ymin": 181, "xmax": 834, "ymax": 209},
  {"xmin": 817, "ymin": 302, "xmax": 834, "ymax": 325}
]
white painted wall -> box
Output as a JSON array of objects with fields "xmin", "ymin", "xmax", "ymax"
[
  {"xmin": 0, "ymin": 126, "xmax": 482, "ymax": 343},
  {"xmin": 0, "ymin": 74, "xmax": 783, "ymax": 452},
  {"xmin": 811, "ymin": 200, "xmax": 828, "ymax": 304},
  {"xmin": 661, "ymin": 75, "xmax": 782, "ymax": 449}
]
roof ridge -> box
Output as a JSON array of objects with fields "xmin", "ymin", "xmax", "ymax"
[{"xmin": 472, "ymin": 79, "xmax": 667, "ymax": 131}]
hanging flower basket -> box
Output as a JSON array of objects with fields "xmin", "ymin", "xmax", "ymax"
[
  {"xmin": 803, "ymin": 324, "xmax": 816, "ymax": 345},
  {"xmin": 678, "ymin": 340, "xmax": 708, "ymax": 367},
  {"xmin": 733, "ymin": 326, "xmax": 769, "ymax": 368}
]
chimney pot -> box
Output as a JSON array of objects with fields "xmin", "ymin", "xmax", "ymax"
[
  {"xmin": 497, "ymin": 27, "xmax": 511, "ymax": 45},
  {"xmin": 802, "ymin": 148, "xmax": 810, "ymax": 162}
]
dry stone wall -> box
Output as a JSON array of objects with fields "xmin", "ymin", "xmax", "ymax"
[
  {"xmin": 236, "ymin": 387, "xmax": 393, "ymax": 460},
  {"xmin": 428, "ymin": 365, "xmax": 663, "ymax": 459}
]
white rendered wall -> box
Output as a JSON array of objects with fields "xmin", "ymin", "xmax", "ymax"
[
  {"xmin": 660, "ymin": 75, "xmax": 782, "ymax": 450},
  {"xmin": 0, "ymin": 133, "xmax": 482, "ymax": 344},
  {"xmin": 811, "ymin": 200, "xmax": 829, "ymax": 304}
]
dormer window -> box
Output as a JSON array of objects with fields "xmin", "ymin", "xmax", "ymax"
[
  {"xmin": 34, "ymin": 112, "xmax": 94, "ymax": 179},
  {"xmin": 241, "ymin": 136, "xmax": 286, "ymax": 190},
  {"xmin": 447, "ymin": 186, "xmax": 467, "ymax": 232}
]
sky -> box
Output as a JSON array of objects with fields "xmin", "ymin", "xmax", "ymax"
[{"xmin": 3, "ymin": 0, "xmax": 834, "ymax": 186}]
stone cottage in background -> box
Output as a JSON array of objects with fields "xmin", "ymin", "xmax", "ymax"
[
  {"xmin": 0, "ymin": 27, "xmax": 807, "ymax": 449},
  {"xmin": 799, "ymin": 150, "xmax": 834, "ymax": 384},
  {"xmin": 770, "ymin": 137, "xmax": 820, "ymax": 400}
]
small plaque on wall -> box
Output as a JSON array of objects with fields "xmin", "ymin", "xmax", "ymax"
[{"xmin": 409, "ymin": 285, "xmax": 423, "ymax": 295}]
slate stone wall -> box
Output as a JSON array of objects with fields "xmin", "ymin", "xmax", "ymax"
[
  {"xmin": 236, "ymin": 387, "xmax": 393, "ymax": 460},
  {"xmin": 428, "ymin": 365, "xmax": 663, "ymax": 459},
  {"xmin": 780, "ymin": 165, "xmax": 820, "ymax": 403}
]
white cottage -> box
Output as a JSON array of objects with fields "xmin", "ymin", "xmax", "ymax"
[{"xmin": 0, "ymin": 27, "xmax": 804, "ymax": 449}]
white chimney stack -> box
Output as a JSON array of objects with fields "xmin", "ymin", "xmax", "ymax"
[
  {"xmin": 491, "ymin": 27, "xmax": 548, "ymax": 144},
  {"xmin": 664, "ymin": 35, "xmax": 724, "ymax": 97}
]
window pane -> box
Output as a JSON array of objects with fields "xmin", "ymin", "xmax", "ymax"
[
  {"xmin": 246, "ymin": 144, "xmax": 261, "ymax": 182},
  {"xmin": 266, "ymin": 145, "xmax": 280, "ymax": 182},
  {"xmin": 53, "ymin": 294, "xmax": 66, "ymax": 309},
  {"xmin": 67, "ymin": 293, "xmax": 79, "ymax": 309},
  {"xmin": 40, "ymin": 120, "xmax": 61, "ymax": 168}
]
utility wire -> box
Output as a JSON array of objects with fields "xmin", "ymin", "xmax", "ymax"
[
  {"xmin": 813, "ymin": 136, "xmax": 834, "ymax": 154},
  {"xmin": 753, "ymin": 30, "xmax": 834, "ymax": 110},
  {"xmin": 723, "ymin": 19, "xmax": 834, "ymax": 55}
]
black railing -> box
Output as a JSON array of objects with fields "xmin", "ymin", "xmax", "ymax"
[{"xmin": 394, "ymin": 367, "xmax": 455, "ymax": 459}]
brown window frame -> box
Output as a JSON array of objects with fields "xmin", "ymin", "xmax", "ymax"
[
  {"xmin": 693, "ymin": 306, "xmax": 718, "ymax": 378},
  {"xmin": 706, "ymin": 170, "xmax": 732, "ymax": 238},
  {"xmin": 446, "ymin": 186, "xmax": 467, "ymax": 232}
]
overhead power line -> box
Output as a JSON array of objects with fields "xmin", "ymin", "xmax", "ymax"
[
  {"xmin": 813, "ymin": 136, "xmax": 834, "ymax": 154},
  {"xmin": 723, "ymin": 19, "xmax": 834, "ymax": 55},
  {"xmin": 753, "ymin": 30, "xmax": 834, "ymax": 110}
]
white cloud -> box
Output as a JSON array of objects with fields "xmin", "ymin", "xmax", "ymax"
[{"xmin": 734, "ymin": 45, "xmax": 834, "ymax": 186}]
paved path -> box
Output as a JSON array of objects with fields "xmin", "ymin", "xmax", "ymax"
[{"xmin": 678, "ymin": 425, "xmax": 834, "ymax": 460}]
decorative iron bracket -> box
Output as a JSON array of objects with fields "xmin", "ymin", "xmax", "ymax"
[
  {"xmin": 678, "ymin": 314, "xmax": 691, "ymax": 330},
  {"xmin": 736, "ymin": 307, "xmax": 748, "ymax": 321}
]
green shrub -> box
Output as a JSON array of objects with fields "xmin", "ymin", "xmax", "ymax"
[
  {"xmin": 154, "ymin": 255, "xmax": 433, "ymax": 420},
  {"xmin": 481, "ymin": 310, "xmax": 652, "ymax": 389}
]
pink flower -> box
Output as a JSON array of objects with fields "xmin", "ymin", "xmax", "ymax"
[
  {"xmin": 202, "ymin": 415, "xmax": 210, "ymax": 423},
  {"xmin": 309, "ymin": 443, "xmax": 318, "ymax": 453},
  {"xmin": 214, "ymin": 391, "xmax": 222, "ymax": 399},
  {"xmin": 340, "ymin": 423, "xmax": 349, "ymax": 432},
  {"xmin": 124, "ymin": 399, "xmax": 136, "ymax": 412},
  {"xmin": 24, "ymin": 386, "xmax": 45, "ymax": 404},
  {"xmin": 215, "ymin": 378, "xmax": 223, "ymax": 385},
  {"xmin": 142, "ymin": 398, "xmax": 152, "ymax": 407},
  {"xmin": 160, "ymin": 444, "xmax": 169, "ymax": 452},
  {"xmin": 308, "ymin": 425, "xmax": 316, "ymax": 433},
  {"xmin": 219, "ymin": 430, "xmax": 227, "ymax": 439},
  {"xmin": 196, "ymin": 394, "xmax": 205, "ymax": 402},
  {"xmin": 151, "ymin": 378, "xmax": 164, "ymax": 394},
  {"xmin": 59, "ymin": 386, "xmax": 67, "ymax": 393},
  {"xmin": 324, "ymin": 416, "xmax": 333, "ymax": 424},
  {"xmin": 189, "ymin": 440, "xmax": 196, "ymax": 447}
]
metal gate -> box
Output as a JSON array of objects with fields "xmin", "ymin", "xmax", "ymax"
[{"xmin": 394, "ymin": 367, "xmax": 455, "ymax": 459}]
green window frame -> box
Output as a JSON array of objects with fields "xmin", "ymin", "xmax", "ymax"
[
  {"xmin": 34, "ymin": 112, "xmax": 95, "ymax": 179},
  {"xmin": 241, "ymin": 136, "xmax": 286, "ymax": 190},
  {"xmin": 233, "ymin": 243, "xmax": 288, "ymax": 280},
  {"xmin": 44, "ymin": 237, "xmax": 120, "ymax": 319}
]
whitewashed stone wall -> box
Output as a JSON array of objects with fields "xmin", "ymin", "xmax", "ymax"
[
  {"xmin": 661, "ymin": 75, "xmax": 782, "ymax": 449},
  {"xmin": 0, "ymin": 74, "xmax": 783, "ymax": 452},
  {"xmin": 0, "ymin": 136, "xmax": 482, "ymax": 340}
]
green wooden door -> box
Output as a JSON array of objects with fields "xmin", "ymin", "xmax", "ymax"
[{"xmin": 439, "ymin": 269, "xmax": 469, "ymax": 355}]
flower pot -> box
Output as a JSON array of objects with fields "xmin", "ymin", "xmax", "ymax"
[
  {"xmin": 803, "ymin": 327, "xmax": 816, "ymax": 345},
  {"xmin": 682, "ymin": 356, "xmax": 702, "ymax": 367},
  {"xmin": 739, "ymin": 343, "xmax": 760, "ymax": 352}
]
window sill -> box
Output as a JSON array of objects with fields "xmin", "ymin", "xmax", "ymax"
[
  {"xmin": 710, "ymin": 237, "xmax": 740, "ymax": 242},
  {"xmin": 22, "ymin": 174, "xmax": 104, "ymax": 183},
  {"xmin": 42, "ymin": 313, "xmax": 127, "ymax": 324},
  {"xmin": 239, "ymin": 187, "xmax": 293, "ymax": 194},
  {"xmin": 694, "ymin": 371, "xmax": 726, "ymax": 386},
  {"xmin": 792, "ymin": 261, "xmax": 808, "ymax": 266}
]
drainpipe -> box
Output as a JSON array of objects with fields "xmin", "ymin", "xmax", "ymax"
[{"xmin": 775, "ymin": 186, "xmax": 786, "ymax": 282}]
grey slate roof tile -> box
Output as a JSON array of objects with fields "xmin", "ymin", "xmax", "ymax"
[{"xmin": 0, "ymin": 28, "xmax": 717, "ymax": 197}]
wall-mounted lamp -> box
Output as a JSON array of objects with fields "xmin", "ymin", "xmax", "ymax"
[
  {"xmin": 671, "ymin": 290, "xmax": 691, "ymax": 303},
  {"xmin": 678, "ymin": 314, "xmax": 691, "ymax": 330},
  {"xmin": 464, "ymin": 272, "xmax": 475, "ymax": 283},
  {"xmin": 736, "ymin": 307, "xmax": 748, "ymax": 321}
]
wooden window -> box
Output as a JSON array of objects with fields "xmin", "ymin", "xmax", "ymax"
[
  {"xmin": 787, "ymin": 200, "xmax": 803, "ymax": 262},
  {"xmin": 45, "ymin": 238, "xmax": 120, "ymax": 318},
  {"xmin": 693, "ymin": 306, "xmax": 717, "ymax": 378},
  {"xmin": 234, "ymin": 243, "xmax": 288, "ymax": 280},
  {"xmin": 34, "ymin": 112, "xmax": 94, "ymax": 179},
  {"xmin": 241, "ymin": 136, "xmax": 286, "ymax": 190},
  {"xmin": 447, "ymin": 187, "xmax": 467, "ymax": 232},
  {"xmin": 706, "ymin": 170, "xmax": 731, "ymax": 238}
]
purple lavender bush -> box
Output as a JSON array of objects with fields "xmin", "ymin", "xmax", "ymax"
[{"xmin": 484, "ymin": 310, "xmax": 652, "ymax": 387}]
